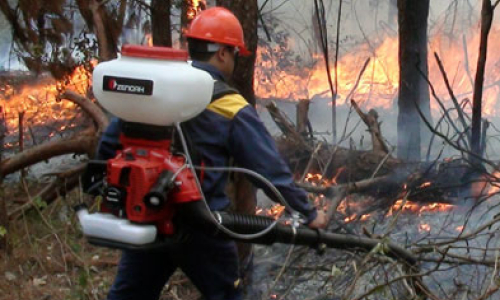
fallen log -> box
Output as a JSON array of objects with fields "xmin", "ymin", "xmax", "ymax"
[{"xmin": 268, "ymin": 98, "xmax": 488, "ymax": 205}]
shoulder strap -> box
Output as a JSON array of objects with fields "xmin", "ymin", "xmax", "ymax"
[{"xmin": 211, "ymin": 80, "xmax": 239, "ymax": 102}]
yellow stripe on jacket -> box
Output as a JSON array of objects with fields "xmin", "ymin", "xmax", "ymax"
[{"xmin": 207, "ymin": 94, "xmax": 249, "ymax": 119}]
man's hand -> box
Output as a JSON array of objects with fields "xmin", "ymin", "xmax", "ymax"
[{"xmin": 307, "ymin": 210, "xmax": 329, "ymax": 229}]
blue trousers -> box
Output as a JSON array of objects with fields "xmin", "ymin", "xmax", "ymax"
[{"xmin": 107, "ymin": 231, "xmax": 242, "ymax": 300}]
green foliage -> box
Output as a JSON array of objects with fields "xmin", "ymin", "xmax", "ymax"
[
  {"xmin": 0, "ymin": 225, "xmax": 7, "ymax": 237},
  {"xmin": 33, "ymin": 196, "xmax": 48, "ymax": 210}
]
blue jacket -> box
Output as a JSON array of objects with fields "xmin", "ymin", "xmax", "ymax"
[{"xmin": 97, "ymin": 61, "xmax": 317, "ymax": 224}]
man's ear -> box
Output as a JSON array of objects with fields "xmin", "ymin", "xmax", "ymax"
[{"xmin": 215, "ymin": 47, "xmax": 226, "ymax": 62}]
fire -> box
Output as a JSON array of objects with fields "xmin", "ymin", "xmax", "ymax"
[
  {"xmin": 187, "ymin": 0, "xmax": 206, "ymax": 20},
  {"xmin": 419, "ymin": 181, "xmax": 432, "ymax": 189},
  {"xmin": 0, "ymin": 63, "xmax": 95, "ymax": 147},
  {"xmin": 305, "ymin": 169, "xmax": 344, "ymax": 186},
  {"xmin": 419, "ymin": 223, "xmax": 431, "ymax": 232},
  {"xmin": 344, "ymin": 214, "xmax": 357, "ymax": 223},
  {"xmin": 145, "ymin": 33, "xmax": 153, "ymax": 47},
  {"xmin": 360, "ymin": 214, "xmax": 371, "ymax": 221},
  {"xmin": 255, "ymin": 23, "xmax": 500, "ymax": 117},
  {"xmin": 418, "ymin": 202, "xmax": 453, "ymax": 214},
  {"xmin": 386, "ymin": 199, "xmax": 454, "ymax": 216},
  {"xmin": 305, "ymin": 172, "xmax": 327, "ymax": 186},
  {"xmin": 256, "ymin": 204, "xmax": 285, "ymax": 219},
  {"xmin": 331, "ymin": 167, "xmax": 345, "ymax": 185}
]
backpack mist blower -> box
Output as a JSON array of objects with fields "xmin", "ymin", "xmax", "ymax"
[{"xmin": 76, "ymin": 45, "xmax": 414, "ymax": 264}]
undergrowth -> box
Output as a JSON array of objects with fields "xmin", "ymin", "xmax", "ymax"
[{"xmin": 0, "ymin": 182, "xmax": 200, "ymax": 300}]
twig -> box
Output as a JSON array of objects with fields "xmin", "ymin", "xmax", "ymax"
[
  {"xmin": 434, "ymin": 52, "xmax": 470, "ymax": 140},
  {"xmin": 462, "ymin": 34, "xmax": 475, "ymax": 89},
  {"xmin": 344, "ymin": 58, "xmax": 371, "ymax": 103},
  {"xmin": 300, "ymin": 142, "xmax": 323, "ymax": 182},
  {"xmin": 370, "ymin": 147, "xmax": 395, "ymax": 179},
  {"xmin": 416, "ymin": 60, "xmax": 469, "ymax": 150},
  {"xmin": 313, "ymin": 0, "xmax": 338, "ymax": 143}
]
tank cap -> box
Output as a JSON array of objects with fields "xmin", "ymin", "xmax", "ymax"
[{"xmin": 121, "ymin": 45, "xmax": 188, "ymax": 61}]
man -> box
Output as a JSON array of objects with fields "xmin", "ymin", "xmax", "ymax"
[{"xmin": 100, "ymin": 7, "xmax": 328, "ymax": 300}]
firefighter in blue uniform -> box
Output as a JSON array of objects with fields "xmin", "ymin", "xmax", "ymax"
[{"xmin": 100, "ymin": 7, "xmax": 328, "ymax": 300}]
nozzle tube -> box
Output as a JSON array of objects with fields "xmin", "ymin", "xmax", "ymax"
[
  {"xmin": 179, "ymin": 202, "xmax": 417, "ymax": 266},
  {"xmin": 216, "ymin": 212, "xmax": 417, "ymax": 265}
]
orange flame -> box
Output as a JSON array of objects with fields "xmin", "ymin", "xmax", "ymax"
[
  {"xmin": 255, "ymin": 24, "xmax": 500, "ymax": 117},
  {"xmin": 187, "ymin": 0, "xmax": 206, "ymax": 20},
  {"xmin": 256, "ymin": 204, "xmax": 285, "ymax": 219},
  {"xmin": 419, "ymin": 223, "xmax": 431, "ymax": 232},
  {"xmin": 386, "ymin": 199, "xmax": 454, "ymax": 217},
  {"xmin": 0, "ymin": 63, "xmax": 95, "ymax": 146}
]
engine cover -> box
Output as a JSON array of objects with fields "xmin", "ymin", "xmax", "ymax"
[{"xmin": 103, "ymin": 134, "xmax": 202, "ymax": 235}]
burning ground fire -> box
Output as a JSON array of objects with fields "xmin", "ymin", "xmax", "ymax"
[
  {"xmin": 255, "ymin": 172, "xmax": 471, "ymax": 234},
  {"xmin": 0, "ymin": 64, "xmax": 94, "ymax": 149},
  {"xmin": 257, "ymin": 186, "xmax": 461, "ymax": 233}
]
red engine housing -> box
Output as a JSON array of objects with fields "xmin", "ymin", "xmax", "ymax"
[{"xmin": 103, "ymin": 134, "xmax": 201, "ymax": 235}]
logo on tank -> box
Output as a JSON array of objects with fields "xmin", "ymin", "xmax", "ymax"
[{"xmin": 103, "ymin": 76, "xmax": 154, "ymax": 95}]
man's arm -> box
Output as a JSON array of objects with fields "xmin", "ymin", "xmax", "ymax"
[
  {"xmin": 228, "ymin": 104, "xmax": 326, "ymax": 226},
  {"xmin": 96, "ymin": 117, "xmax": 122, "ymax": 160}
]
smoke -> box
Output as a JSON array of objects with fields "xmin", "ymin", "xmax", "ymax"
[{"xmin": 257, "ymin": 0, "xmax": 500, "ymax": 160}]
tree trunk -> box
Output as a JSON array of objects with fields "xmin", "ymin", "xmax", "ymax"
[
  {"xmin": 151, "ymin": 0, "xmax": 172, "ymax": 47},
  {"xmin": 470, "ymin": 0, "xmax": 494, "ymax": 161},
  {"xmin": 397, "ymin": 0, "xmax": 431, "ymax": 161},
  {"xmin": 0, "ymin": 106, "xmax": 7, "ymax": 253},
  {"xmin": 216, "ymin": 0, "xmax": 258, "ymax": 107},
  {"xmin": 296, "ymin": 99, "xmax": 311, "ymax": 137}
]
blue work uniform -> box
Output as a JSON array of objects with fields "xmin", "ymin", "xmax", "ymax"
[{"xmin": 102, "ymin": 61, "xmax": 317, "ymax": 300}]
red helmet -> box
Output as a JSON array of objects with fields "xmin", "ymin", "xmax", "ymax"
[{"xmin": 185, "ymin": 7, "xmax": 251, "ymax": 56}]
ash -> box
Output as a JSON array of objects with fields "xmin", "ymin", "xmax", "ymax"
[{"xmin": 248, "ymin": 190, "xmax": 500, "ymax": 300}]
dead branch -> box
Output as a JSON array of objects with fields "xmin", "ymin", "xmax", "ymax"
[
  {"xmin": 296, "ymin": 99, "xmax": 311, "ymax": 138},
  {"xmin": 60, "ymin": 90, "xmax": 109, "ymax": 132},
  {"xmin": 0, "ymin": 127, "xmax": 97, "ymax": 179},
  {"xmin": 351, "ymin": 99, "xmax": 389, "ymax": 154},
  {"xmin": 434, "ymin": 52, "xmax": 470, "ymax": 139},
  {"xmin": 417, "ymin": 61, "xmax": 469, "ymax": 150},
  {"xmin": 462, "ymin": 34, "xmax": 475, "ymax": 90},
  {"xmin": 266, "ymin": 101, "xmax": 311, "ymax": 151},
  {"xmin": 345, "ymin": 58, "xmax": 371, "ymax": 103},
  {"xmin": 313, "ymin": 0, "xmax": 339, "ymax": 142}
]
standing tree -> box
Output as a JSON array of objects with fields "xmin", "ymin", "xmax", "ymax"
[
  {"xmin": 216, "ymin": 0, "xmax": 258, "ymax": 106},
  {"xmin": 397, "ymin": 0, "xmax": 431, "ymax": 161},
  {"xmin": 151, "ymin": 0, "xmax": 172, "ymax": 47},
  {"xmin": 470, "ymin": 0, "xmax": 496, "ymax": 162}
]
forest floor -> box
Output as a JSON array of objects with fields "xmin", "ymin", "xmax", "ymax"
[{"xmin": 0, "ymin": 183, "xmax": 201, "ymax": 300}]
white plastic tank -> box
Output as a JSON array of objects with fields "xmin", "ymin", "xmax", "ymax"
[
  {"xmin": 77, "ymin": 207, "xmax": 157, "ymax": 245},
  {"xmin": 93, "ymin": 45, "xmax": 214, "ymax": 126}
]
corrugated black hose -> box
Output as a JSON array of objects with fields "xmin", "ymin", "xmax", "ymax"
[{"xmin": 177, "ymin": 202, "xmax": 417, "ymax": 266}]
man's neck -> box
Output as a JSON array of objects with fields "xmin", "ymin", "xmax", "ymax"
[{"xmin": 191, "ymin": 60, "xmax": 227, "ymax": 82}]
